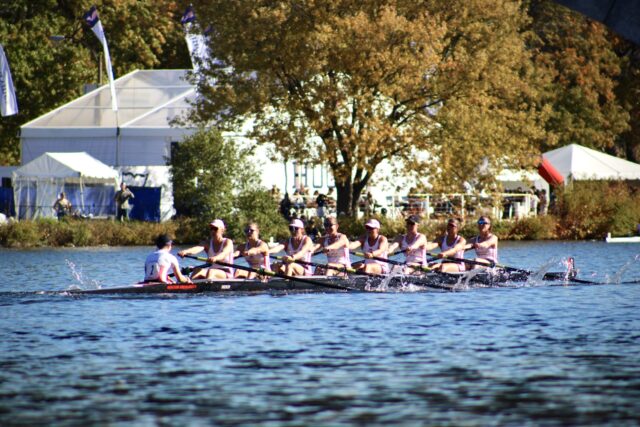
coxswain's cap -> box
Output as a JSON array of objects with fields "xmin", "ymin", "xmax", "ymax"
[
  {"xmin": 155, "ymin": 234, "xmax": 173, "ymax": 249},
  {"xmin": 406, "ymin": 214, "xmax": 421, "ymax": 225}
]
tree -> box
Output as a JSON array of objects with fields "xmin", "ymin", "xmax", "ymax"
[
  {"xmin": 189, "ymin": 0, "xmax": 547, "ymax": 215},
  {"xmin": 0, "ymin": 0, "xmax": 189, "ymax": 165},
  {"xmin": 170, "ymin": 127, "xmax": 255, "ymax": 219},
  {"xmin": 527, "ymin": 0, "xmax": 629, "ymax": 152}
]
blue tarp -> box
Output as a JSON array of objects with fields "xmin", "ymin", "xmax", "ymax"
[
  {"xmin": 128, "ymin": 186, "xmax": 161, "ymax": 222},
  {"xmin": 0, "ymin": 187, "xmax": 15, "ymax": 217}
]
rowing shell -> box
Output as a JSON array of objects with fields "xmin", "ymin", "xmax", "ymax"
[{"xmin": 67, "ymin": 269, "xmax": 578, "ymax": 295}]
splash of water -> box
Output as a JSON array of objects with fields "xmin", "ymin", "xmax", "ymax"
[
  {"xmin": 607, "ymin": 254, "xmax": 640, "ymax": 284},
  {"xmin": 525, "ymin": 257, "xmax": 563, "ymax": 286},
  {"xmin": 65, "ymin": 259, "xmax": 101, "ymax": 290}
]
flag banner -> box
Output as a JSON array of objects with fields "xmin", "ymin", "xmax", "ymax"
[
  {"xmin": 83, "ymin": 5, "xmax": 118, "ymax": 111},
  {"xmin": 0, "ymin": 44, "xmax": 19, "ymax": 117},
  {"xmin": 181, "ymin": 6, "xmax": 210, "ymax": 75}
]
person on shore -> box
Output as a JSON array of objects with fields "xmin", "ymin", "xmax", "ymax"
[
  {"xmin": 465, "ymin": 216, "xmax": 498, "ymax": 268},
  {"xmin": 114, "ymin": 183, "xmax": 135, "ymax": 222},
  {"xmin": 388, "ymin": 214, "xmax": 428, "ymax": 274},
  {"xmin": 428, "ymin": 218, "xmax": 467, "ymax": 273},
  {"xmin": 144, "ymin": 234, "xmax": 191, "ymax": 284},
  {"xmin": 235, "ymin": 222, "xmax": 271, "ymax": 279},
  {"xmin": 53, "ymin": 192, "xmax": 72, "ymax": 220},
  {"xmin": 349, "ymin": 218, "xmax": 389, "ymax": 274},
  {"xmin": 178, "ymin": 219, "xmax": 235, "ymax": 279},
  {"xmin": 312, "ymin": 216, "xmax": 351, "ymax": 276},
  {"xmin": 269, "ymin": 218, "xmax": 315, "ymax": 276}
]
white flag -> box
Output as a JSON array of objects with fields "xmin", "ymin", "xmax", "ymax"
[
  {"xmin": 84, "ymin": 6, "xmax": 118, "ymax": 111},
  {"xmin": 181, "ymin": 6, "xmax": 211, "ymax": 75},
  {"xmin": 0, "ymin": 44, "xmax": 19, "ymax": 117}
]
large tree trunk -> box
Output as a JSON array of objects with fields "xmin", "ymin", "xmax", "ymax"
[{"xmin": 335, "ymin": 179, "xmax": 353, "ymax": 216}]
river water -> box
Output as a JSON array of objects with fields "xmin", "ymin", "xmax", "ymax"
[{"xmin": 1, "ymin": 241, "xmax": 639, "ymax": 426}]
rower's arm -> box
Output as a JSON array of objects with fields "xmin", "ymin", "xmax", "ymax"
[
  {"xmin": 171, "ymin": 260, "xmax": 191, "ymax": 283},
  {"xmin": 424, "ymin": 241, "xmax": 439, "ymax": 252},
  {"xmin": 268, "ymin": 243, "xmax": 285, "ymax": 254},
  {"xmin": 348, "ymin": 239, "xmax": 363, "ymax": 250},
  {"xmin": 440, "ymin": 237, "xmax": 467, "ymax": 258},
  {"xmin": 475, "ymin": 235, "xmax": 498, "ymax": 249},
  {"xmin": 208, "ymin": 239, "xmax": 234, "ymax": 263},
  {"xmin": 178, "ymin": 245, "xmax": 205, "ymax": 257},
  {"xmin": 324, "ymin": 234, "xmax": 349, "ymax": 251}
]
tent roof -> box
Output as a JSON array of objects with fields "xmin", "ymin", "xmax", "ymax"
[
  {"xmin": 21, "ymin": 70, "xmax": 195, "ymax": 129},
  {"xmin": 13, "ymin": 152, "xmax": 119, "ymax": 180},
  {"xmin": 543, "ymin": 143, "xmax": 640, "ymax": 180}
]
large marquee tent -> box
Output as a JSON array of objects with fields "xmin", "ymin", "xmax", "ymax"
[
  {"xmin": 12, "ymin": 152, "xmax": 119, "ymax": 220},
  {"xmin": 543, "ymin": 143, "xmax": 640, "ymax": 182}
]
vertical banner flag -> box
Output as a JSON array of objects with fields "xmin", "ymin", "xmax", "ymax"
[
  {"xmin": 181, "ymin": 5, "xmax": 210, "ymax": 75},
  {"xmin": 0, "ymin": 44, "xmax": 19, "ymax": 117},
  {"xmin": 84, "ymin": 6, "xmax": 118, "ymax": 111}
]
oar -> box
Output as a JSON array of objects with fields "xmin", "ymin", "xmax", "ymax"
[
  {"xmin": 183, "ymin": 255, "xmax": 360, "ymax": 292},
  {"xmin": 270, "ymin": 255, "xmax": 383, "ymax": 278},
  {"xmin": 425, "ymin": 252, "xmax": 533, "ymax": 273}
]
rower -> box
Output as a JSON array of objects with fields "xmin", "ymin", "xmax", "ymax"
[
  {"xmin": 144, "ymin": 234, "xmax": 191, "ymax": 284},
  {"xmin": 178, "ymin": 219, "xmax": 235, "ymax": 279},
  {"xmin": 465, "ymin": 216, "xmax": 498, "ymax": 268},
  {"xmin": 349, "ymin": 218, "xmax": 389, "ymax": 274},
  {"xmin": 235, "ymin": 222, "xmax": 271, "ymax": 279},
  {"xmin": 312, "ymin": 216, "xmax": 351, "ymax": 276},
  {"xmin": 269, "ymin": 218, "xmax": 315, "ymax": 276},
  {"xmin": 429, "ymin": 218, "xmax": 467, "ymax": 273},
  {"xmin": 388, "ymin": 214, "xmax": 429, "ymax": 274}
]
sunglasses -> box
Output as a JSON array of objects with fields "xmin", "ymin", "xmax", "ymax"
[
  {"xmin": 209, "ymin": 226, "xmax": 218, "ymax": 231},
  {"xmin": 289, "ymin": 226, "xmax": 299, "ymax": 231},
  {"xmin": 477, "ymin": 221, "xmax": 489, "ymax": 225},
  {"xmin": 324, "ymin": 222, "xmax": 336, "ymax": 227},
  {"xmin": 245, "ymin": 228, "xmax": 256, "ymax": 234}
]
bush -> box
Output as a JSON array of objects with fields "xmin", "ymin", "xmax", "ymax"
[{"xmin": 555, "ymin": 181, "xmax": 640, "ymax": 239}]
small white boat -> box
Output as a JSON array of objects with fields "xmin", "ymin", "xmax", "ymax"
[{"xmin": 605, "ymin": 233, "xmax": 640, "ymax": 243}]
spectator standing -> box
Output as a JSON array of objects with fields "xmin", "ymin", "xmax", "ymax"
[
  {"xmin": 114, "ymin": 183, "xmax": 135, "ymax": 222},
  {"xmin": 280, "ymin": 193, "xmax": 292, "ymax": 221},
  {"xmin": 316, "ymin": 192, "xmax": 328, "ymax": 219},
  {"xmin": 53, "ymin": 192, "xmax": 72, "ymax": 220}
]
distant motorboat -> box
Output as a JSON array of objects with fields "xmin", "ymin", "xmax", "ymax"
[{"xmin": 605, "ymin": 232, "xmax": 640, "ymax": 243}]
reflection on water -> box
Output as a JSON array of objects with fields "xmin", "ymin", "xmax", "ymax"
[{"xmin": 0, "ymin": 241, "xmax": 639, "ymax": 425}]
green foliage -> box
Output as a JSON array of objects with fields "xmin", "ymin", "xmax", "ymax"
[
  {"xmin": 170, "ymin": 128, "xmax": 258, "ymax": 222},
  {"xmin": 505, "ymin": 215, "xmax": 558, "ymax": 240},
  {"xmin": 555, "ymin": 181, "xmax": 640, "ymax": 239},
  {"xmin": 230, "ymin": 189, "xmax": 289, "ymax": 242}
]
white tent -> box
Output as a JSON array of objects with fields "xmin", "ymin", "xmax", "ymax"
[
  {"xmin": 543, "ymin": 143, "xmax": 640, "ymax": 182},
  {"xmin": 496, "ymin": 169, "xmax": 549, "ymax": 193},
  {"xmin": 12, "ymin": 152, "xmax": 119, "ymax": 219}
]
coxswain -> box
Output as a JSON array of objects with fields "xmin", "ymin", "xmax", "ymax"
[
  {"xmin": 144, "ymin": 234, "xmax": 191, "ymax": 284},
  {"xmin": 178, "ymin": 219, "xmax": 235, "ymax": 279},
  {"xmin": 235, "ymin": 222, "xmax": 271, "ymax": 279},
  {"xmin": 428, "ymin": 218, "xmax": 467, "ymax": 273},
  {"xmin": 349, "ymin": 218, "xmax": 389, "ymax": 274},
  {"xmin": 269, "ymin": 218, "xmax": 315, "ymax": 276},
  {"xmin": 312, "ymin": 216, "xmax": 351, "ymax": 276},
  {"xmin": 465, "ymin": 216, "xmax": 498, "ymax": 268},
  {"xmin": 388, "ymin": 214, "xmax": 428, "ymax": 274}
]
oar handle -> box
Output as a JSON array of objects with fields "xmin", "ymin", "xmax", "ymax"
[
  {"xmin": 270, "ymin": 255, "xmax": 382, "ymax": 278},
  {"xmin": 184, "ymin": 255, "xmax": 359, "ymax": 292},
  {"xmin": 425, "ymin": 252, "xmax": 534, "ymax": 274}
]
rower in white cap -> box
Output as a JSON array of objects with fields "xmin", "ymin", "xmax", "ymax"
[
  {"xmin": 349, "ymin": 218, "xmax": 389, "ymax": 274},
  {"xmin": 269, "ymin": 218, "xmax": 315, "ymax": 276},
  {"xmin": 178, "ymin": 219, "xmax": 235, "ymax": 279}
]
